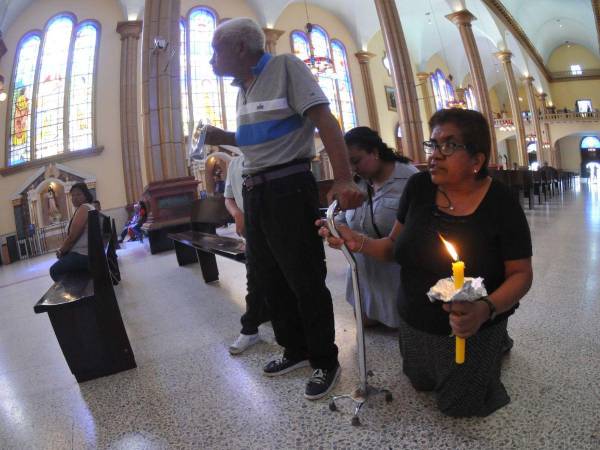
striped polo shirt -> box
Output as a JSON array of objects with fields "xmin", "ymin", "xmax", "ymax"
[{"xmin": 233, "ymin": 53, "xmax": 329, "ymax": 175}]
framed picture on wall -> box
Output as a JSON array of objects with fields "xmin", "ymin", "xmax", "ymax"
[{"xmin": 385, "ymin": 86, "xmax": 397, "ymax": 111}]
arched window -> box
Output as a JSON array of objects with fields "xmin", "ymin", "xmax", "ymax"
[
  {"xmin": 180, "ymin": 20, "xmax": 190, "ymax": 137},
  {"xmin": 68, "ymin": 22, "xmax": 98, "ymax": 152},
  {"xmin": 581, "ymin": 136, "xmax": 600, "ymax": 150},
  {"xmin": 180, "ymin": 7, "xmax": 237, "ymax": 136},
  {"xmin": 331, "ymin": 40, "xmax": 356, "ymax": 131},
  {"xmin": 465, "ymin": 85, "xmax": 477, "ymax": 110},
  {"xmin": 6, "ymin": 14, "xmax": 100, "ymax": 167},
  {"xmin": 290, "ymin": 26, "xmax": 357, "ymax": 132},
  {"xmin": 431, "ymin": 69, "xmax": 455, "ymax": 111}
]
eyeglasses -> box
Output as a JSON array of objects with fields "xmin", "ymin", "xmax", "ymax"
[{"xmin": 423, "ymin": 140, "xmax": 469, "ymax": 156}]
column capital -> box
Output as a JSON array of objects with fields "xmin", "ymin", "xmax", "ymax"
[
  {"xmin": 354, "ymin": 51, "xmax": 376, "ymax": 64},
  {"xmin": 523, "ymin": 75, "xmax": 535, "ymax": 84},
  {"xmin": 416, "ymin": 71, "xmax": 431, "ymax": 82},
  {"xmin": 262, "ymin": 28, "xmax": 285, "ymax": 44},
  {"xmin": 117, "ymin": 20, "xmax": 143, "ymax": 40},
  {"xmin": 446, "ymin": 9, "xmax": 477, "ymax": 27},
  {"xmin": 494, "ymin": 50, "xmax": 513, "ymax": 63},
  {"xmin": 262, "ymin": 28, "xmax": 285, "ymax": 54}
]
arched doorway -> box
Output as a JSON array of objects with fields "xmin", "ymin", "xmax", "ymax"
[
  {"xmin": 580, "ymin": 136, "xmax": 600, "ymax": 179},
  {"xmin": 527, "ymin": 142, "xmax": 538, "ymax": 171}
]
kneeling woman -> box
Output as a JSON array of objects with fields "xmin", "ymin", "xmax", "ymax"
[
  {"xmin": 337, "ymin": 127, "xmax": 418, "ymax": 328},
  {"xmin": 49, "ymin": 182, "xmax": 96, "ymax": 281},
  {"xmin": 320, "ymin": 109, "xmax": 533, "ymax": 417}
]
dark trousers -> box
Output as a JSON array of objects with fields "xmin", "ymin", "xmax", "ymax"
[
  {"xmin": 240, "ymin": 259, "xmax": 270, "ymax": 335},
  {"xmin": 243, "ymin": 171, "xmax": 338, "ymax": 369},
  {"xmin": 49, "ymin": 252, "xmax": 89, "ymax": 281},
  {"xmin": 120, "ymin": 225, "xmax": 143, "ymax": 242}
]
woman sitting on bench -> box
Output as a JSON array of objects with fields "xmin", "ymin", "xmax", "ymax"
[{"xmin": 49, "ymin": 183, "xmax": 96, "ymax": 281}]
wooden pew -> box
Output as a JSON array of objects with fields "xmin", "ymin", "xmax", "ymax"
[
  {"xmin": 34, "ymin": 211, "xmax": 136, "ymax": 382},
  {"xmin": 169, "ymin": 180, "xmax": 337, "ymax": 282},
  {"xmin": 168, "ymin": 197, "xmax": 245, "ymax": 283}
]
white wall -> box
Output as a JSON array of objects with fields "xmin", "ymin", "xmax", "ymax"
[{"xmin": 557, "ymin": 135, "xmax": 583, "ymax": 173}]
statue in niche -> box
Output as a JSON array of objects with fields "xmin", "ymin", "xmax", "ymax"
[{"xmin": 47, "ymin": 185, "xmax": 62, "ymax": 224}]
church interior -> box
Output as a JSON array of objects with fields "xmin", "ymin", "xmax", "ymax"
[{"xmin": 0, "ymin": 0, "xmax": 599, "ymax": 448}]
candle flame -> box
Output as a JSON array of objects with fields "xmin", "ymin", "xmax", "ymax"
[{"xmin": 439, "ymin": 233, "xmax": 459, "ymax": 261}]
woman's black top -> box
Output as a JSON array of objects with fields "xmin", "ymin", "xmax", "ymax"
[{"xmin": 394, "ymin": 171, "xmax": 532, "ymax": 335}]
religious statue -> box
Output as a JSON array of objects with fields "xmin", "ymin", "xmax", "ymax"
[{"xmin": 47, "ymin": 185, "xmax": 63, "ymax": 223}]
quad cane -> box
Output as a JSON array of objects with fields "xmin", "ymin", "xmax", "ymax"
[{"xmin": 326, "ymin": 200, "xmax": 393, "ymax": 426}]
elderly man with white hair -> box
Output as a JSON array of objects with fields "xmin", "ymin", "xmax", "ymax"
[{"xmin": 205, "ymin": 17, "xmax": 363, "ymax": 400}]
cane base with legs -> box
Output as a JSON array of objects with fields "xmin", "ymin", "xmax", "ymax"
[{"xmin": 328, "ymin": 371, "xmax": 393, "ymax": 426}]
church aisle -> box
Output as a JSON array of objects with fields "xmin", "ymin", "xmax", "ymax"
[{"xmin": 0, "ymin": 182, "xmax": 599, "ymax": 449}]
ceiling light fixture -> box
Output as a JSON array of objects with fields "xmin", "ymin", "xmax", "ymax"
[{"xmin": 302, "ymin": 0, "xmax": 334, "ymax": 76}]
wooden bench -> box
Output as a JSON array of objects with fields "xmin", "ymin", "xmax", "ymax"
[
  {"xmin": 34, "ymin": 210, "xmax": 136, "ymax": 382},
  {"xmin": 169, "ymin": 180, "xmax": 335, "ymax": 282},
  {"xmin": 168, "ymin": 197, "xmax": 246, "ymax": 283},
  {"xmin": 491, "ymin": 169, "xmax": 536, "ymax": 209}
]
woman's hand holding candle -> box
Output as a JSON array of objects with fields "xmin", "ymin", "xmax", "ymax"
[{"xmin": 443, "ymin": 301, "xmax": 490, "ymax": 338}]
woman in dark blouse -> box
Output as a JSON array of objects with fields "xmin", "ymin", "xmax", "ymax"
[{"xmin": 319, "ymin": 109, "xmax": 533, "ymax": 417}]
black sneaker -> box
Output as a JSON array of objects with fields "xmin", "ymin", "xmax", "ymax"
[
  {"xmin": 263, "ymin": 356, "xmax": 309, "ymax": 377},
  {"xmin": 304, "ymin": 364, "xmax": 341, "ymax": 400}
]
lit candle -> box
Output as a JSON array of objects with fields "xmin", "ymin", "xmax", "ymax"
[
  {"xmin": 452, "ymin": 261, "xmax": 465, "ymax": 290},
  {"xmin": 440, "ymin": 235, "xmax": 466, "ymax": 364}
]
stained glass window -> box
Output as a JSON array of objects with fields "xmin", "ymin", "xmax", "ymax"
[
  {"xmin": 35, "ymin": 15, "xmax": 73, "ymax": 159},
  {"xmin": 581, "ymin": 136, "xmax": 600, "ymax": 149},
  {"xmin": 69, "ymin": 22, "xmax": 98, "ymax": 151},
  {"xmin": 431, "ymin": 69, "xmax": 455, "ymax": 110},
  {"xmin": 181, "ymin": 7, "xmax": 238, "ymax": 135},
  {"xmin": 9, "ymin": 34, "xmax": 41, "ymax": 165},
  {"xmin": 188, "ymin": 8, "xmax": 222, "ymax": 129},
  {"xmin": 310, "ymin": 27, "xmax": 340, "ymax": 124},
  {"xmin": 180, "ymin": 20, "xmax": 190, "ymax": 137},
  {"xmin": 291, "ymin": 31, "xmax": 310, "ymax": 61},
  {"xmin": 223, "ymin": 77, "xmax": 238, "ymax": 132},
  {"xmin": 465, "ymin": 85, "xmax": 477, "ymax": 110},
  {"xmin": 6, "ymin": 14, "xmax": 100, "ymax": 167},
  {"xmin": 331, "ymin": 40, "xmax": 356, "ymax": 131},
  {"xmin": 290, "ymin": 27, "xmax": 357, "ymax": 132}
]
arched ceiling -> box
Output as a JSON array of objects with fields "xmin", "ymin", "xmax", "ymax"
[
  {"xmin": 500, "ymin": 0, "xmax": 599, "ymax": 62},
  {"xmin": 1, "ymin": 0, "xmax": 597, "ymax": 89}
]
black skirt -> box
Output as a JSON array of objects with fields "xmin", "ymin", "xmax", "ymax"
[{"xmin": 398, "ymin": 316, "xmax": 510, "ymax": 417}]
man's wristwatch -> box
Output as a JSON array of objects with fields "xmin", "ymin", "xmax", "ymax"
[{"xmin": 477, "ymin": 296, "xmax": 497, "ymax": 321}]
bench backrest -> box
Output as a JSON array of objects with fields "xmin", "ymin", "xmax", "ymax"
[
  {"xmin": 190, "ymin": 197, "xmax": 232, "ymax": 233},
  {"xmin": 88, "ymin": 211, "xmax": 117, "ymax": 295}
]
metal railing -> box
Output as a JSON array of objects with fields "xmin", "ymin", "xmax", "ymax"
[
  {"xmin": 540, "ymin": 111, "xmax": 600, "ymax": 122},
  {"xmin": 17, "ymin": 221, "xmax": 68, "ymax": 260},
  {"xmin": 551, "ymin": 68, "xmax": 600, "ymax": 80},
  {"xmin": 494, "ymin": 112, "xmax": 600, "ymax": 128},
  {"xmin": 494, "ymin": 118, "xmax": 516, "ymax": 130}
]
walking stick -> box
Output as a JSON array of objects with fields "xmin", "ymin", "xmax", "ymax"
[{"xmin": 326, "ymin": 200, "xmax": 393, "ymax": 426}]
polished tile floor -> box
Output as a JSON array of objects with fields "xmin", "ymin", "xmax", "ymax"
[{"xmin": 1, "ymin": 181, "xmax": 599, "ymax": 449}]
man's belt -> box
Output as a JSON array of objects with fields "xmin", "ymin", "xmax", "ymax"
[{"xmin": 243, "ymin": 160, "xmax": 311, "ymax": 189}]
